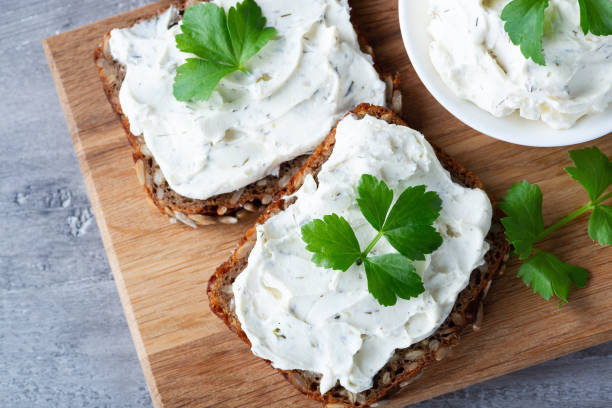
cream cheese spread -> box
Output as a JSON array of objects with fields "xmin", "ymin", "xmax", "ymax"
[
  {"xmin": 233, "ymin": 114, "xmax": 492, "ymax": 394},
  {"xmin": 108, "ymin": 0, "xmax": 386, "ymax": 199},
  {"xmin": 428, "ymin": 0, "xmax": 612, "ymax": 129}
]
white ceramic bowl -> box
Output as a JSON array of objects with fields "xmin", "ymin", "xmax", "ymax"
[{"xmin": 398, "ymin": 0, "xmax": 612, "ymax": 147}]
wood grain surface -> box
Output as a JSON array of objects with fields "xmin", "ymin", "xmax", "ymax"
[{"xmin": 43, "ymin": 1, "xmax": 612, "ymax": 407}]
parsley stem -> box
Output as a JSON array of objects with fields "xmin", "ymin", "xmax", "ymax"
[
  {"xmin": 537, "ymin": 203, "xmax": 593, "ymax": 241},
  {"xmin": 536, "ymin": 191, "xmax": 612, "ymax": 242},
  {"xmin": 362, "ymin": 230, "xmax": 384, "ymax": 259}
]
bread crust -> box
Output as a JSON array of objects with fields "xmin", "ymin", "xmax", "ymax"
[
  {"xmin": 93, "ymin": 0, "xmax": 402, "ymax": 226},
  {"xmin": 207, "ymin": 104, "xmax": 510, "ymax": 407}
]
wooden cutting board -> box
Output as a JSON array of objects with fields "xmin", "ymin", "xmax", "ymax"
[{"xmin": 43, "ymin": 1, "xmax": 612, "ymax": 407}]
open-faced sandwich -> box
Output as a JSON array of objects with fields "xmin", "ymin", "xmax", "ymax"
[
  {"xmin": 208, "ymin": 104, "xmax": 510, "ymax": 406},
  {"xmin": 94, "ymin": 0, "xmax": 401, "ymax": 226}
]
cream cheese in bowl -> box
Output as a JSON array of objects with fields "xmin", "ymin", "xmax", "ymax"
[
  {"xmin": 428, "ymin": 0, "xmax": 612, "ymax": 130},
  {"xmin": 398, "ymin": 0, "xmax": 612, "ymax": 146},
  {"xmin": 233, "ymin": 114, "xmax": 492, "ymax": 394},
  {"xmin": 109, "ymin": 0, "xmax": 386, "ymax": 200}
]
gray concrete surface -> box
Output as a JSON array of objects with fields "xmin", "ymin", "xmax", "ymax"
[{"xmin": 0, "ymin": 0, "xmax": 610, "ymax": 407}]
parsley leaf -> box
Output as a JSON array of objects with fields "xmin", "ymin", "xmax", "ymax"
[
  {"xmin": 357, "ymin": 174, "xmax": 393, "ymax": 231},
  {"xmin": 499, "ymin": 181, "xmax": 545, "ymax": 259},
  {"xmin": 176, "ymin": 4, "xmax": 235, "ymax": 66},
  {"xmin": 500, "ymin": 147, "xmax": 612, "ymax": 306},
  {"xmin": 589, "ymin": 205, "xmax": 612, "ymax": 246},
  {"xmin": 382, "ymin": 185, "xmax": 443, "ymax": 261},
  {"xmin": 173, "ymin": 59, "xmax": 238, "ymax": 102},
  {"xmin": 578, "ymin": 0, "xmax": 612, "ymax": 36},
  {"xmin": 565, "ymin": 146, "xmax": 612, "ymax": 202},
  {"xmin": 364, "ymin": 254, "xmax": 425, "ymax": 307},
  {"xmin": 501, "ymin": 0, "xmax": 549, "ymax": 66},
  {"xmin": 518, "ymin": 252, "xmax": 588, "ymax": 303},
  {"xmin": 227, "ymin": 0, "xmax": 278, "ymax": 67},
  {"xmin": 301, "ymin": 214, "xmax": 361, "ymax": 272},
  {"xmin": 173, "ymin": 0, "xmax": 277, "ymax": 101},
  {"xmin": 301, "ymin": 175, "xmax": 442, "ymax": 306}
]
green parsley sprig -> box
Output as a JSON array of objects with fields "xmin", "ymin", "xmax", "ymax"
[
  {"xmin": 500, "ymin": 147, "xmax": 612, "ymax": 305},
  {"xmin": 301, "ymin": 175, "xmax": 443, "ymax": 307},
  {"xmin": 173, "ymin": 0, "xmax": 277, "ymax": 101},
  {"xmin": 501, "ymin": 0, "xmax": 612, "ymax": 65}
]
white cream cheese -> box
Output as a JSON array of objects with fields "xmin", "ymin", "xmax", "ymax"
[
  {"xmin": 428, "ymin": 0, "xmax": 612, "ymax": 129},
  {"xmin": 108, "ymin": 0, "xmax": 386, "ymax": 199},
  {"xmin": 233, "ymin": 114, "xmax": 492, "ymax": 394}
]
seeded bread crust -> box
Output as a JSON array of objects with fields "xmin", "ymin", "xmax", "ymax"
[
  {"xmin": 208, "ymin": 104, "xmax": 510, "ymax": 407},
  {"xmin": 93, "ymin": 0, "xmax": 402, "ymax": 226}
]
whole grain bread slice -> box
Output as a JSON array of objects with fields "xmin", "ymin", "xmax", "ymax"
[
  {"xmin": 208, "ymin": 104, "xmax": 510, "ymax": 407},
  {"xmin": 93, "ymin": 0, "xmax": 402, "ymax": 227}
]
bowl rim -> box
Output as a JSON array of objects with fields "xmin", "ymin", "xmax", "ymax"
[{"xmin": 397, "ymin": 0, "xmax": 612, "ymax": 148}]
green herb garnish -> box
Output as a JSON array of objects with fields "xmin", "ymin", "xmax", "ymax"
[
  {"xmin": 173, "ymin": 0, "xmax": 277, "ymax": 101},
  {"xmin": 301, "ymin": 175, "xmax": 443, "ymax": 307},
  {"xmin": 578, "ymin": 0, "xmax": 612, "ymax": 35},
  {"xmin": 501, "ymin": 0, "xmax": 612, "ymax": 65},
  {"xmin": 500, "ymin": 147, "xmax": 612, "ymax": 305}
]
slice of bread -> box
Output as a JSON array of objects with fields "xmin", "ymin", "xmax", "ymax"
[
  {"xmin": 208, "ymin": 104, "xmax": 510, "ymax": 407},
  {"xmin": 94, "ymin": 0, "xmax": 401, "ymax": 227}
]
